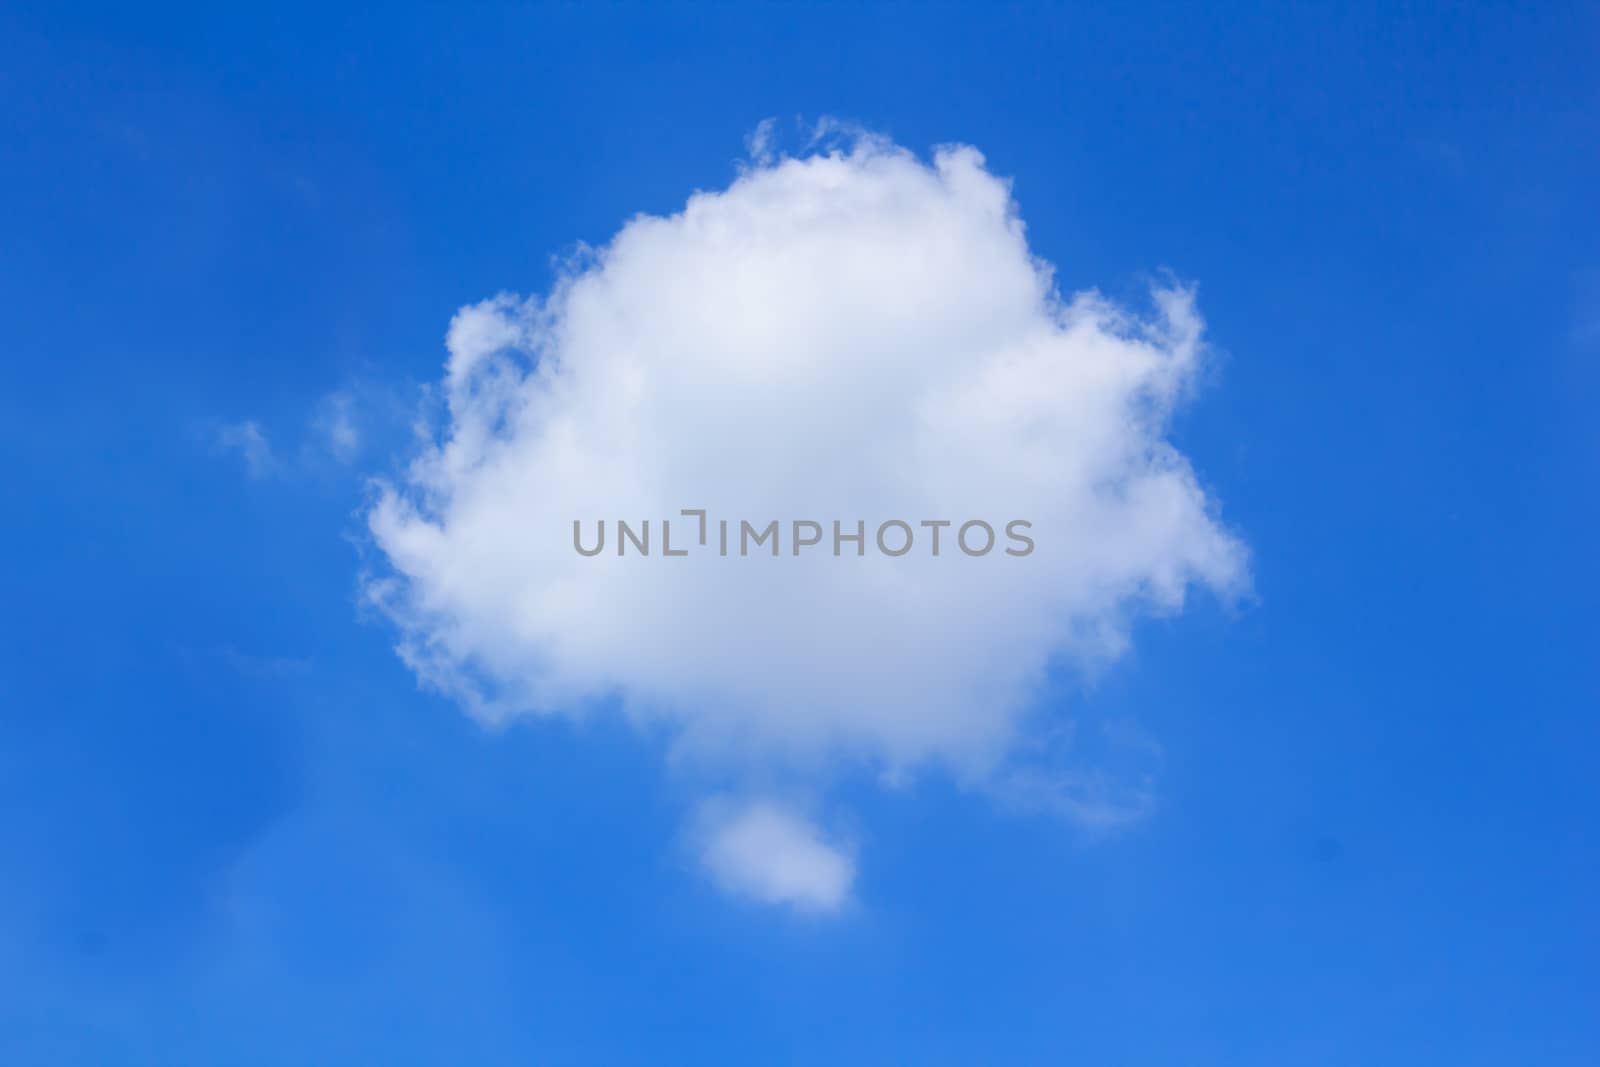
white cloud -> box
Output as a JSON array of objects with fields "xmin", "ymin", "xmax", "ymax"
[
  {"xmin": 218, "ymin": 420, "xmax": 275, "ymax": 478},
  {"xmin": 743, "ymin": 117, "xmax": 777, "ymax": 167},
  {"xmin": 698, "ymin": 800, "xmax": 854, "ymax": 913},
  {"xmin": 365, "ymin": 129, "xmax": 1247, "ymax": 905}
]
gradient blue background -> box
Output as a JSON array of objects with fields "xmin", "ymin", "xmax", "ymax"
[{"xmin": 2, "ymin": 3, "xmax": 1596, "ymax": 1063}]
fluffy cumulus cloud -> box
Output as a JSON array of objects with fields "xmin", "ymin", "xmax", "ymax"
[{"xmin": 366, "ymin": 129, "xmax": 1246, "ymax": 910}]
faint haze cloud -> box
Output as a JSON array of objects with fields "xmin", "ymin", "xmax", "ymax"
[
  {"xmin": 217, "ymin": 420, "xmax": 276, "ymax": 478},
  {"xmin": 211, "ymin": 379, "xmax": 416, "ymax": 480},
  {"xmin": 314, "ymin": 391, "xmax": 362, "ymax": 464}
]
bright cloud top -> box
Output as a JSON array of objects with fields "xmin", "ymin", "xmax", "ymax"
[{"xmin": 366, "ymin": 131, "xmax": 1246, "ymax": 901}]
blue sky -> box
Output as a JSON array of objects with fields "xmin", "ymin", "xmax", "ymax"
[{"xmin": 2, "ymin": 2, "xmax": 1597, "ymax": 1064}]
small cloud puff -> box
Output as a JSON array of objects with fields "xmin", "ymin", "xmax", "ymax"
[{"xmin": 698, "ymin": 801, "xmax": 854, "ymax": 914}]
